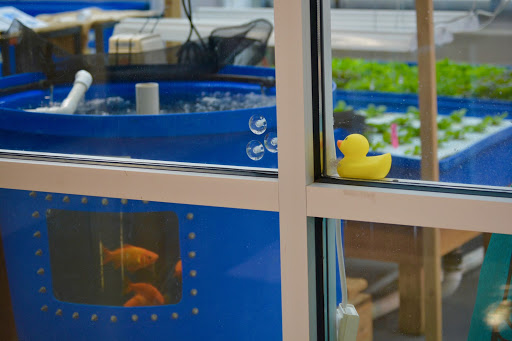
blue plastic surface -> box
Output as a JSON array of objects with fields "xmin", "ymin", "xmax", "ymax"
[
  {"xmin": 0, "ymin": 189, "xmax": 282, "ymax": 341},
  {"xmin": 0, "ymin": 1, "xmax": 149, "ymax": 17},
  {"xmin": 0, "ymin": 72, "xmax": 45, "ymax": 89},
  {"xmin": 0, "ymin": 67, "xmax": 279, "ymax": 168},
  {"xmin": 336, "ymin": 89, "xmax": 512, "ymax": 117}
]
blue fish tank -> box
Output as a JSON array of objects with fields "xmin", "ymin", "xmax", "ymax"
[
  {"xmin": 0, "ymin": 18, "xmax": 292, "ymax": 340},
  {"xmin": 0, "ymin": 190, "xmax": 281, "ymax": 340},
  {"xmin": 0, "ymin": 67, "xmax": 286, "ymax": 341}
]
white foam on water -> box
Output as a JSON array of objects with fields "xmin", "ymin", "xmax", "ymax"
[{"xmin": 30, "ymin": 92, "xmax": 277, "ymax": 115}]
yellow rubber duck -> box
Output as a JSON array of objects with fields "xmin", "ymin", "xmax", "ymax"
[{"xmin": 337, "ymin": 134, "xmax": 392, "ymax": 180}]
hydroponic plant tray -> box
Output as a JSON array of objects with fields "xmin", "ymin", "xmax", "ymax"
[{"xmin": 334, "ymin": 92, "xmax": 512, "ymax": 186}]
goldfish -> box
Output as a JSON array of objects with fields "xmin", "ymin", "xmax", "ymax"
[
  {"xmin": 126, "ymin": 282, "xmax": 164, "ymax": 306},
  {"xmin": 174, "ymin": 260, "xmax": 182, "ymax": 278},
  {"xmin": 123, "ymin": 294, "xmax": 150, "ymax": 307},
  {"xmin": 102, "ymin": 244, "xmax": 159, "ymax": 272}
]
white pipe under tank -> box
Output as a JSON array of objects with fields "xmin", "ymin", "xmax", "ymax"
[
  {"xmin": 136, "ymin": 82, "xmax": 160, "ymax": 115},
  {"xmin": 29, "ymin": 70, "xmax": 93, "ymax": 114}
]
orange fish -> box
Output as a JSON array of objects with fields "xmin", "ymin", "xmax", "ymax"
[
  {"xmin": 102, "ymin": 244, "xmax": 159, "ymax": 272},
  {"xmin": 126, "ymin": 282, "xmax": 164, "ymax": 305},
  {"xmin": 123, "ymin": 294, "xmax": 150, "ymax": 307},
  {"xmin": 174, "ymin": 260, "xmax": 182, "ymax": 278}
]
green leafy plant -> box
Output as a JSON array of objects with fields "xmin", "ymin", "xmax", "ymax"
[
  {"xmin": 362, "ymin": 103, "xmax": 509, "ymax": 157},
  {"xmin": 333, "ymin": 100, "xmax": 354, "ymax": 112},
  {"xmin": 363, "ymin": 104, "xmax": 387, "ymax": 118},
  {"xmin": 369, "ymin": 140, "xmax": 386, "ymax": 150},
  {"xmin": 449, "ymin": 109, "xmax": 467, "ymax": 123},
  {"xmin": 405, "ymin": 145, "xmax": 421, "ymax": 156},
  {"xmin": 332, "ymin": 57, "xmax": 512, "ymax": 100},
  {"xmin": 489, "ymin": 112, "xmax": 508, "ymax": 125}
]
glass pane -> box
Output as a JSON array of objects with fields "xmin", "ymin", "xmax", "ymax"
[
  {"xmin": 0, "ymin": 189, "xmax": 281, "ymax": 339},
  {"xmin": 0, "ymin": 2, "xmax": 278, "ymax": 169},
  {"xmin": 328, "ymin": 2, "xmax": 512, "ymax": 189},
  {"xmin": 331, "ymin": 219, "xmax": 507, "ymax": 340},
  {"xmin": 46, "ymin": 209, "xmax": 181, "ymax": 306}
]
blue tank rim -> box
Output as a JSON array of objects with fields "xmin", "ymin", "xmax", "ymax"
[{"xmin": 0, "ymin": 66, "xmax": 280, "ymax": 138}]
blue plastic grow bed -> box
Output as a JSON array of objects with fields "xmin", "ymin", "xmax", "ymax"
[{"xmin": 335, "ymin": 90, "xmax": 512, "ymax": 186}]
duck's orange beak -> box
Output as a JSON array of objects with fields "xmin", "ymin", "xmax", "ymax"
[{"xmin": 337, "ymin": 140, "xmax": 343, "ymax": 151}]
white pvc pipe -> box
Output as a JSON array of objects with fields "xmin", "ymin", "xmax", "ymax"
[
  {"xmin": 30, "ymin": 70, "xmax": 93, "ymax": 115},
  {"xmin": 136, "ymin": 83, "xmax": 160, "ymax": 115}
]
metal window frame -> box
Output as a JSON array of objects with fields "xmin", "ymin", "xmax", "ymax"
[{"xmin": 0, "ymin": 1, "xmax": 511, "ymax": 341}]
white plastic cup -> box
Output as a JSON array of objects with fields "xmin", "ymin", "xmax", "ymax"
[{"xmin": 136, "ymin": 83, "xmax": 160, "ymax": 115}]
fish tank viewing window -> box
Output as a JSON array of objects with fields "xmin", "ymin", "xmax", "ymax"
[{"xmin": 46, "ymin": 209, "xmax": 182, "ymax": 307}]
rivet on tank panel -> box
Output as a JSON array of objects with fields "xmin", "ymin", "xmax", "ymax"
[
  {"xmin": 189, "ymin": 270, "xmax": 197, "ymax": 277},
  {"xmin": 41, "ymin": 305, "xmax": 48, "ymax": 312},
  {"xmin": 102, "ymin": 198, "xmax": 108, "ymax": 206},
  {"xmin": 45, "ymin": 194, "xmax": 52, "ymax": 201},
  {"xmin": 72, "ymin": 312, "xmax": 79, "ymax": 319},
  {"xmin": 110, "ymin": 316, "xmax": 117, "ymax": 323},
  {"xmin": 39, "ymin": 287, "xmax": 46, "ymax": 294},
  {"xmin": 37, "ymin": 268, "xmax": 45, "ymax": 275},
  {"xmin": 46, "ymin": 209, "xmax": 51, "ymax": 216},
  {"xmin": 151, "ymin": 314, "xmax": 158, "ymax": 321},
  {"xmin": 91, "ymin": 314, "xmax": 98, "ymax": 322},
  {"xmin": 121, "ymin": 199, "xmax": 128, "ymax": 205},
  {"xmin": 55, "ymin": 309, "xmax": 62, "ymax": 316},
  {"xmin": 192, "ymin": 308, "xmax": 199, "ymax": 315},
  {"xmin": 190, "ymin": 289, "xmax": 198, "ymax": 296},
  {"xmin": 81, "ymin": 197, "xmax": 88, "ymax": 204},
  {"xmin": 188, "ymin": 251, "xmax": 196, "ymax": 259},
  {"xmin": 131, "ymin": 314, "xmax": 138, "ymax": 322},
  {"xmin": 188, "ymin": 232, "xmax": 196, "ymax": 240},
  {"xmin": 63, "ymin": 196, "xmax": 70, "ymax": 203},
  {"xmin": 29, "ymin": 191, "xmax": 37, "ymax": 198},
  {"xmin": 35, "ymin": 249, "xmax": 43, "ymax": 256},
  {"xmin": 32, "ymin": 211, "xmax": 40, "ymax": 218},
  {"xmin": 186, "ymin": 213, "xmax": 194, "ymax": 220},
  {"xmin": 171, "ymin": 313, "xmax": 179, "ymax": 320},
  {"xmin": 33, "ymin": 231, "xmax": 41, "ymax": 238}
]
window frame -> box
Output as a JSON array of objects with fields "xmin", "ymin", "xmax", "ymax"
[{"xmin": 0, "ymin": 1, "xmax": 511, "ymax": 341}]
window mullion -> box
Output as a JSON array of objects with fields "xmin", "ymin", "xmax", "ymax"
[{"xmin": 274, "ymin": 0, "xmax": 318, "ymax": 340}]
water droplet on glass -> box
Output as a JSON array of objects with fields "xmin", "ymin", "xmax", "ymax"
[
  {"xmin": 264, "ymin": 133, "xmax": 278, "ymax": 153},
  {"xmin": 249, "ymin": 115, "xmax": 267, "ymax": 135},
  {"xmin": 246, "ymin": 141, "xmax": 265, "ymax": 161}
]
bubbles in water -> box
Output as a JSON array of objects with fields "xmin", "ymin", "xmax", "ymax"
[
  {"xmin": 249, "ymin": 115, "xmax": 267, "ymax": 135},
  {"xmin": 32, "ymin": 91, "xmax": 276, "ymax": 115},
  {"xmin": 246, "ymin": 140, "xmax": 265, "ymax": 161},
  {"xmin": 264, "ymin": 133, "xmax": 278, "ymax": 153}
]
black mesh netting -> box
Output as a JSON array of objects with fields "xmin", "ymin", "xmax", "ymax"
[{"xmin": 4, "ymin": 18, "xmax": 273, "ymax": 84}]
